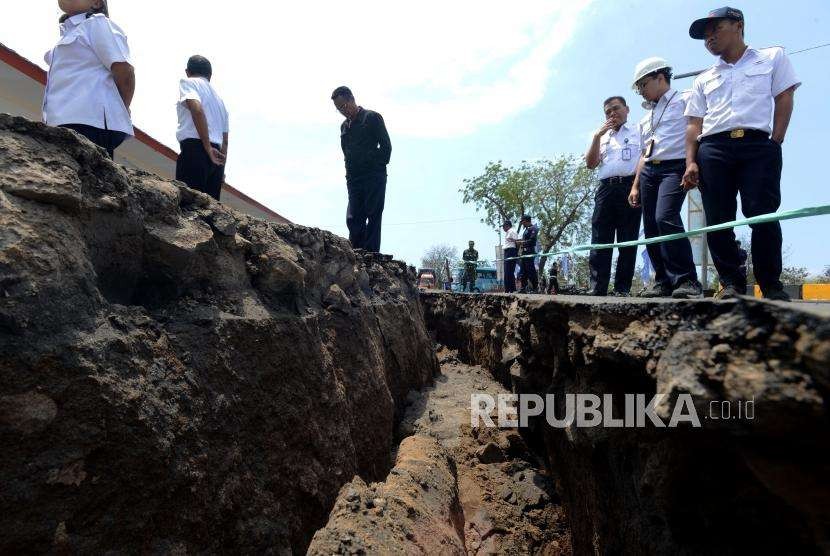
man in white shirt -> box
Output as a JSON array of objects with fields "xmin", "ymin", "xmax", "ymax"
[
  {"xmin": 44, "ymin": 4, "xmax": 134, "ymax": 158},
  {"xmin": 175, "ymin": 55, "xmax": 229, "ymax": 201},
  {"xmin": 502, "ymin": 220, "xmax": 520, "ymax": 293},
  {"xmin": 682, "ymin": 7, "xmax": 800, "ymax": 301},
  {"xmin": 585, "ymin": 97, "xmax": 642, "ymax": 296},
  {"xmin": 629, "ymin": 58, "xmax": 702, "ymax": 299}
]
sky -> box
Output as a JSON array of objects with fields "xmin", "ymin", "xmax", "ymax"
[{"xmin": 2, "ymin": 1, "xmax": 828, "ymax": 274}]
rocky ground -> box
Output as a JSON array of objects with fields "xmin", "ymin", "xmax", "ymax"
[
  {"xmin": 423, "ymin": 292, "xmax": 830, "ymax": 554},
  {"xmin": 0, "ymin": 115, "xmax": 438, "ymax": 554},
  {"xmin": 308, "ymin": 347, "xmax": 571, "ymax": 555}
]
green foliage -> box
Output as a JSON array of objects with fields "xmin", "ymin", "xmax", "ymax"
[{"xmin": 460, "ymin": 156, "xmax": 597, "ymax": 281}]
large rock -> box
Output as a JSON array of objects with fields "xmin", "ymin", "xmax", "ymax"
[
  {"xmin": 423, "ymin": 292, "xmax": 830, "ymax": 554},
  {"xmin": 0, "ymin": 115, "xmax": 438, "ymax": 554}
]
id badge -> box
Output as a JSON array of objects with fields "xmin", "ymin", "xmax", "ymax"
[
  {"xmin": 622, "ymin": 147, "xmax": 632, "ymax": 161},
  {"xmin": 644, "ymin": 140, "xmax": 654, "ymax": 159}
]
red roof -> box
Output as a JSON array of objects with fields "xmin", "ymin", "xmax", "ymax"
[{"xmin": 0, "ymin": 42, "xmax": 290, "ymax": 224}]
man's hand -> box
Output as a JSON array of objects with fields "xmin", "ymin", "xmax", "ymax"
[
  {"xmin": 207, "ymin": 146, "xmax": 226, "ymax": 166},
  {"xmin": 595, "ymin": 119, "xmax": 615, "ymax": 139},
  {"xmin": 681, "ymin": 162, "xmax": 699, "ymax": 191},
  {"xmin": 628, "ymin": 185, "xmax": 641, "ymax": 208},
  {"xmin": 771, "ymin": 135, "xmax": 784, "ymax": 145}
]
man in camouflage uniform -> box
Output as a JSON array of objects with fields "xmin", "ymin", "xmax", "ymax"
[{"xmin": 462, "ymin": 241, "xmax": 479, "ymax": 292}]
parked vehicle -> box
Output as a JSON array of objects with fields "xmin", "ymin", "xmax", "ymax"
[
  {"xmin": 452, "ymin": 266, "xmax": 501, "ymax": 293},
  {"xmin": 417, "ymin": 269, "xmax": 436, "ymax": 291}
]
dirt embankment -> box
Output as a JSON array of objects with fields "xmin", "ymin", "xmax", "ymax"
[
  {"xmin": 422, "ymin": 292, "xmax": 830, "ymax": 554},
  {"xmin": 0, "ymin": 115, "xmax": 438, "ymax": 554},
  {"xmin": 308, "ymin": 347, "xmax": 571, "ymax": 555}
]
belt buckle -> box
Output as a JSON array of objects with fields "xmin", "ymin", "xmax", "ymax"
[
  {"xmin": 652, "ymin": 160, "xmax": 661, "ymax": 165},
  {"xmin": 730, "ymin": 129, "xmax": 745, "ymax": 139}
]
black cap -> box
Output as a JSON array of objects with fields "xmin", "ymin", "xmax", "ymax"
[
  {"xmin": 689, "ymin": 7, "xmax": 744, "ymax": 39},
  {"xmin": 502, "ymin": 220, "xmax": 512, "ymax": 227},
  {"xmin": 520, "ymin": 214, "xmax": 532, "ymax": 222}
]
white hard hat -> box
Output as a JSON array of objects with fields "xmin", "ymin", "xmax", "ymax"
[{"xmin": 632, "ymin": 57, "xmax": 671, "ymax": 90}]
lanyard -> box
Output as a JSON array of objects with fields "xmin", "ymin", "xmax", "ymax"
[{"xmin": 650, "ymin": 91, "xmax": 678, "ymax": 137}]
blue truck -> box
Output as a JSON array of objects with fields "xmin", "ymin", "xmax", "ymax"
[{"xmin": 452, "ymin": 265, "xmax": 501, "ymax": 293}]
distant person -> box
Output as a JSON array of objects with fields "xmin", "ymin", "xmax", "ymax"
[
  {"xmin": 585, "ymin": 96, "xmax": 642, "ymax": 296},
  {"xmin": 629, "ymin": 57, "xmax": 702, "ymax": 299},
  {"xmin": 175, "ymin": 55, "xmax": 229, "ymax": 201},
  {"xmin": 683, "ymin": 7, "xmax": 800, "ymax": 301},
  {"xmin": 502, "ymin": 220, "xmax": 520, "ymax": 293},
  {"xmin": 44, "ymin": 0, "xmax": 134, "ymax": 158},
  {"xmin": 518, "ymin": 215, "xmax": 539, "ymax": 293},
  {"xmin": 332, "ymin": 86, "xmax": 392, "ymax": 253},
  {"xmin": 546, "ymin": 260, "xmax": 560, "ymax": 295},
  {"xmin": 462, "ymin": 241, "xmax": 479, "ymax": 292}
]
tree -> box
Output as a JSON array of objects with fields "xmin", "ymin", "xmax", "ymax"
[
  {"xmin": 421, "ymin": 244, "xmax": 459, "ymax": 285},
  {"xmin": 780, "ymin": 266, "xmax": 809, "ymax": 285},
  {"xmin": 824, "ymin": 266, "xmax": 830, "ymax": 279},
  {"xmin": 461, "ymin": 156, "xmax": 596, "ymax": 283}
]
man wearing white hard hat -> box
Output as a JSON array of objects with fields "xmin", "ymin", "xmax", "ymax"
[
  {"xmin": 584, "ymin": 97, "xmax": 642, "ymax": 297},
  {"xmin": 629, "ymin": 58, "xmax": 702, "ymax": 299},
  {"xmin": 682, "ymin": 7, "xmax": 800, "ymax": 301}
]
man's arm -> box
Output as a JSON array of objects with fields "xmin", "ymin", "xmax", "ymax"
[
  {"xmin": 586, "ymin": 120, "xmax": 614, "ymax": 169},
  {"xmin": 185, "ymin": 99, "xmax": 225, "ymax": 166},
  {"xmin": 111, "ymin": 62, "xmax": 135, "ymax": 109},
  {"xmin": 681, "ymin": 117, "xmax": 704, "ymax": 191},
  {"xmin": 221, "ymin": 132, "xmax": 229, "ymax": 158},
  {"xmin": 628, "ymin": 155, "xmax": 646, "ymax": 208},
  {"xmin": 374, "ymin": 113, "xmax": 392, "ymax": 164},
  {"xmin": 771, "ymin": 87, "xmax": 796, "ymax": 144}
]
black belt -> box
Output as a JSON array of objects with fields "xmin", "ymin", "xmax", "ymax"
[
  {"xmin": 645, "ymin": 159, "xmax": 684, "ymax": 166},
  {"xmin": 702, "ymin": 129, "xmax": 769, "ymax": 143},
  {"xmin": 600, "ymin": 175, "xmax": 634, "ymax": 186}
]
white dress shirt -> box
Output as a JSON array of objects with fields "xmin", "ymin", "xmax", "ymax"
[
  {"xmin": 595, "ymin": 123, "xmax": 640, "ymax": 179},
  {"xmin": 685, "ymin": 46, "xmax": 801, "ymax": 139},
  {"xmin": 43, "ymin": 13, "xmax": 133, "ymax": 135},
  {"xmin": 505, "ymin": 228, "xmax": 520, "ymax": 249},
  {"xmin": 176, "ymin": 77, "xmax": 230, "ymax": 146},
  {"xmin": 639, "ymin": 88, "xmax": 689, "ymax": 162}
]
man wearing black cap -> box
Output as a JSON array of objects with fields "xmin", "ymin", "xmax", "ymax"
[
  {"xmin": 175, "ymin": 55, "xmax": 229, "ymax": 200},
  {"xmin": 682, "ymin": 7, "xmax": 800, "ymax": 301},
  {"xmin": 332, "ymin": 86, "xmax": 392, "ymax": 253},
  {"xmin": 518, "ymin": 215, "xmax": 539, "ymax": 293},
  {"xmin": 502, "ymin": 220, "xmax": 520, "ymax": 293}
]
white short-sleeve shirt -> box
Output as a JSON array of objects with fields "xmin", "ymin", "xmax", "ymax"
[
  {"xmin": 685, "ymin": 46, "xmax": 801, "ymax": 139},
  {"xmin": 505, "ymin": 228, "xmax": 520, "ymax": 249},
  {"xmin": 43, "ymin": 13, "xmax": 133, "ymax": 135},
  {"xmin": 175, "ymin": 77, "xmax": 230, "ymax": 146},
  {"xmin": 594, "ymin": 123, "xmax": 640, "ymax": 180},
  {"xmin": 639, "ymin": 88, "xmax": 690, "ymax": 162}
]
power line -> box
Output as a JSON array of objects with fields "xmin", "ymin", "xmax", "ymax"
[{"xmin": 675, "ymin": 42, "xmax": 830, "ymax": 80}]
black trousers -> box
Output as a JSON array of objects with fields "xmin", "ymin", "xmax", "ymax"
[
  {"xmin": 640, "ymin": 161, "xmax": 698, "ymax": 288},
  {"xmin": 176, "ymin": 139, "xmax": 225, "ymax": 201},
  {"xmin": 61, "ymin": 124, "xmax": 127, "ymax": 159},
  {"xmin": 546, "ymin": 275, "xmax": 560, "ymax": 295},
  {"xmin": 697, "ymin": 133, "xmax": 783, "ymax": 292},
  {"xmin": 520, "ymin": 254, "xmax": 538, "ymax": 292},
  {"xmin": 346, "ymin": 171, "xmax": 386, "ymax": 253},
  {"xmin": 503, "ymin": 247, "xmax": 518, "ymax": 293},
  {"xmin": 589, "ymin": 178, "xmax": 642, "ymax": 294}
]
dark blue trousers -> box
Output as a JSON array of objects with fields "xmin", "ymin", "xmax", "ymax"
[
  {"xmin": 589, "ymin": 178, "xmax": 642, "ymax": 294},
  {"xmin": 697, "ymin": 134, "xmax": 783, "ymax": 291},
  {"xmin": 640, "ymin": 160, "xmax": 698, "ymax": 288},
  {"xmin": 503, "ymin": 247, "xmax": 518, "ymax": 293},
  {"xmin": 346, "ymin": 171, "xmax": 387, "ymax": 253}
]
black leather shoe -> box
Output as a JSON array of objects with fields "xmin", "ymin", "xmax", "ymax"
[
  {"xmin": 672, "ymin": 280, "xmax": 703, "ymax": 299},
  {"xmin": 763, "ymin": 287, "xmax": 792, "ymax": 302}
]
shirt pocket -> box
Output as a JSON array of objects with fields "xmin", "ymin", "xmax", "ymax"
[{"xmin": 744, "ymin": 63, "xmax": 773, "ymax": 95}]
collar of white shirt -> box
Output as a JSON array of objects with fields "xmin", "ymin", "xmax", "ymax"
[
  {"xmin": 609, "ymin": 122, "xmax": 633, "ymax": 137},
  {"xmin": 715, "ymin": 46, "xmax": 756, "ymax": 68},
  {"xmin": 61, "ymin": 12, "xmax": 88, "ymax": 33}
]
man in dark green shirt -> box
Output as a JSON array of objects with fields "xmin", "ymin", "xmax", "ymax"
[{"xmin": 462, "ymin": 241, "xmax": 479, "ymax": 292}]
